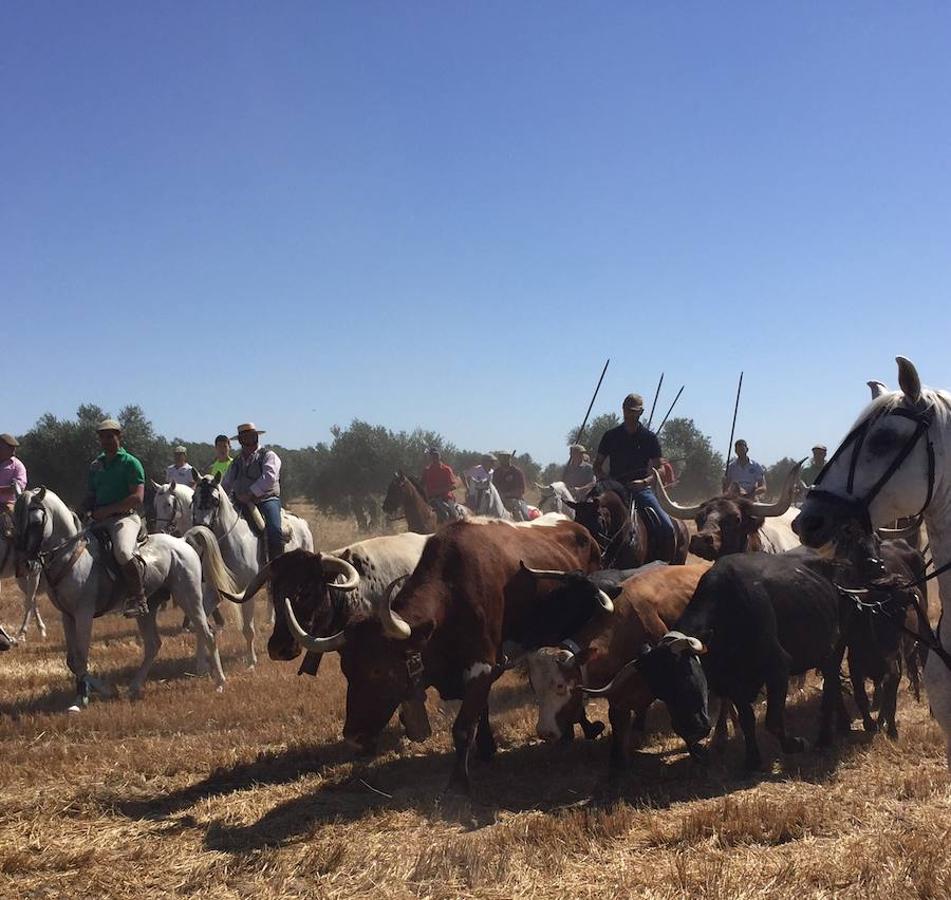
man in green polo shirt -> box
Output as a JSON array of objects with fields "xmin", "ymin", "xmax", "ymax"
[{"xmin": 82, "ymin": 419, "xmax": 148, "ymax": 618}]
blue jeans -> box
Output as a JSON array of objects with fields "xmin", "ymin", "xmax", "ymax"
[
  {"xmin": 257, "ymin": 497, "xmax": 284, "ymax": 550},
  {"xmin": 635, "ymin": 488, "xmax": 675, "ymax": 554}
]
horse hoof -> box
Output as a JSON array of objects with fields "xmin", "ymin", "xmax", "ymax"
[{"xmin": 215, "ymin": 684, "xmax": 225, "ymax": 694}]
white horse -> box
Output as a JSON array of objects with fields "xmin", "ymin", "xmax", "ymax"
[
  {"xmin": 1, "ymin": 529, "xmax": 46, "ymax": 641},
  {"xmin": 186, "ymin": 472, "xmax": 314, "ymax": 668},
  {"xmin": 14, "ymin": 487, "xmax": 234, "ymax": 709},
  {"xmin": 795, "ymin": 356, "xmax": 951, "ymax": 764},
  {"xmin": 468, "ymin": 475, "xmax": 512, "ymax": 520},
  {"xmin": 535, "ymin": 481, "xmax": 577, "ymax": 519},
  {"xmin": 151, "ymin": 481, "xmax": 193, "ymax": 536}
]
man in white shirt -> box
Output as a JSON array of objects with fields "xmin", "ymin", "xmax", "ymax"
[
  {"xmin": 723, "ymin": 439, "xmax": 767, "ymax": 498},
  {"xmin": 166, "ymin": 446, "xmax": 198, "ymax": 487}
]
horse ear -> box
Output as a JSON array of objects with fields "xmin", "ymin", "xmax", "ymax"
[
  {"xmin": 150, "ymin": 479, "xmax": 161, "ymax": 491},
  {"xmin": 867, "ymin": 380, "xmax": 888, "ymax": 400},
  {"xmin": 896, "ymin": 357, "xmax": 922, "ymax": 405},
  {"xmin": 169, "ymin": 477, "xmax": 176, "ymax": 488},
  {"xmin": 36, "ymin": 486, "xmax": 46, "ymax": 502}
]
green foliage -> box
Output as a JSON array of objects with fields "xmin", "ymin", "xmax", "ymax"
[
  {"xmin": 12, "ymin": 408, "xmax": 541, "ymax": 518},
  {"xmin": 657, "ymin": 417, "xmax": 725, "ymax": 501},
  {"xmin": 764, "ymin": 456, "xmax": 801, "ymax": 500},
  {"xmin": 567, "ymin": 412, "xmax": 619, "ymax": 457}
]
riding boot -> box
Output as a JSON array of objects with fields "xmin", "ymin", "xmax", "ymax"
[
  {"xmin": 266, "ymin": 536, "xmax": 285, "ymax": 565},
  {"xmin": 120, "ymin": 560, "xmax": 149, "ymax": 618}
]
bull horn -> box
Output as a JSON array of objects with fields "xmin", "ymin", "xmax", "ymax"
[
  {"xmin": 534, "ymin": 482, "xmax": 551, "ymax": 491},
  {"xmin": 320, "ymin": 554, "xmax": 360, "ymax": 591},
  {"xmin": 749, "ymin": 459, "xmax": 806, "ymax": 518},
  {"xmin": 580, "ymin": 656, "xmax": 641, "ymax": 697},
  {"xmin": 379, "ymin": 574, "xmax": 412, "ymax": 640},
  {"xmin": 519, "ymin": 561, "xmax": 572, "ymax": 580},
  {"xmin": 220, "ymin": 559, "xmax": 275, "ymax": 604},
  {"xmin": 652, "ymin": 468, "xmax": 701, "ymax": 520},
  {"xmin": 283, "ymin": 598, "xmax": 346, "ymax": 653},
  {"xmin": 663, "ymin": 630, "xmax": 707, "ymax": 655},
  {"xmin": 877, "ymin": 521, "xmax": 920, "ymax": 540}
]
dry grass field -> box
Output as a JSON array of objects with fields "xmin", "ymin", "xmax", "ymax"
[{"xmin": 2, "ymin": 506, "xmax": 951, "ymax": 899}]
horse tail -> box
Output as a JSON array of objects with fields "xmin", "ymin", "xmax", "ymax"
[{"xmin": 185, "ymin": 525, "xmax": 241, "ymax": 599}]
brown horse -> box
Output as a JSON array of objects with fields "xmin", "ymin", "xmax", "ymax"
[
  {"xmin": 382, "ymin": 472, "xmax": 437, "ymax": 534},
  {"xmin": 567, "ymin": 480, "xmax": 689, "ymax": 568}
]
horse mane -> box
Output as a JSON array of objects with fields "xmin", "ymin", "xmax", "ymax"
[{"xmin": 405, "ymin": 473, "xmax": 427, "ymax": 499}]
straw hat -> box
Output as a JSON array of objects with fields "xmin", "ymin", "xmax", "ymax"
[
  {"xmin": 232, "ymin": 423, "xmax": 266, "ymax": 440},
  {"xmin": 97, "ymin": 419, "xmax": 122, "ymax": 433}
]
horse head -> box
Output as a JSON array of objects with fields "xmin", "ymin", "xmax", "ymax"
[
  {"xmin": 796, "ymin": 357, "xmax": 942, "ymax": 551},
  {"xmin": 191, "ymin": 471, "xmax": 226, "ymax": 529}
]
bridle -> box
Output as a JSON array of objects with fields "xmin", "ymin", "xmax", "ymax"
[
  {"xmin": 808, "ymin": 401, "xmax": 936, "ymax": 534},
  {"xmin": 154, "ymin": 489, "xmax": 182, "ymax": 535}
]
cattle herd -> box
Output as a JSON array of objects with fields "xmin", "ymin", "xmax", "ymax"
[{"xmin": 4, "ymin": 356, "xmax": 951, "ymax": 801}]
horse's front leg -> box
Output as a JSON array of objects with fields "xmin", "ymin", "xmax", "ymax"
[
  {"xmin": 129, "ymin": 606, "xmax": 162, "ymax": 700},
  {"xmin": 16, "ymin": 571, "xmax": 46, "ymax": 641},
  {"xmin": 241, "ymin": 594, "xmax": 257, "ymax": 669},
  {"xmin": 64, "ymin": 606, "xmax": 99, "ymax": 711}
]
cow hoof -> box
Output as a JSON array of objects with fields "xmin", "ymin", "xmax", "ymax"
[
  {"xmin": 863, "ymin": 718, "xmax": 879, "ymax": 734},
  {"xmin": 560, "ymin": 728, "xmax": 576, "ymax": 744},
  {"xmin": 688, "ymin": 743, "xmax": 708, "ymax": 763},
  {"xmin": 475, "ymin": 739, "xmax": 497, "ymax": 762},
  {"xmin": 885, "ymin": 724, "xmax": 898, "ymax": 740},
  {"xmin": 581, "ymin": 720, "xmax": 605, "ymax": 741}
]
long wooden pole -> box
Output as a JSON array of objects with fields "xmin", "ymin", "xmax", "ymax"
[
  {"xmin": 646, "ymin": 372, "xmax": 664, "ymax": 429},
  {"xmin": 656, "ymin": 385, "xmax": 685, "ymax": 435},
  {"xmin": 575, "ymin": 358, "xmax": 610, "ymax": 446},
  {"xmin": 723, "ymin": 371, "xmax": 744, "ymax": 483}
]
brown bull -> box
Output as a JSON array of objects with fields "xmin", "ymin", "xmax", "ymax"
[
  {"xmin": 655, "ymin": 463, "xmax": 804, "ymax": 560},
  {"xmin": 284, "ymin": 517, "xmax": 604, "ymax": 794}
]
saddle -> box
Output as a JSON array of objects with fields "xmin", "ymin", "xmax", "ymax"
[{"xmin": 90, "ymin": 523, "xmax": 149, "ymax": 584}]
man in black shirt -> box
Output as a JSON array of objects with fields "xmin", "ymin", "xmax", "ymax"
[{"xmin": 594, "ymin": 392, "xmax": 675, "ymax": 557}]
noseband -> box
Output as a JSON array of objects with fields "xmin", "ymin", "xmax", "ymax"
[{"xmin": 808, "ymin": 402, "xmax": 936, "ymax": 532}]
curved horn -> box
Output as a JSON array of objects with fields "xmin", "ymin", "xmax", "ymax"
[
  {"xmin": 283, "ymin": 598, "xmax": 346, "ymax": 653},
  {"xmin": 868, "ymin": 380, "xmax": 889, "ymax": 400},
  {"xmin": 534, "ymin": 482, "xmax": 552, "ymax": 491},
  {"xmin": 877, "ymin": 521, "xmax": 921, "ymax": 540},
  {"xmin": 663, "ymin": 630, "xmax": 707, "ymax": 655},
  {"xmin": 320, "ymin": 554, "xmax": 360, "ymax": 591},
  {"xmin": 580, "ymin": 656, "xmax": 641, "ymax": 697},
  {"xmin": 379, "ymin": 574, "xmax": 412, "ymax": 640},
  {"xmin": 519, "ymin": 560, "xmax": 572, "ymax": 580},
  {"xmin": 595, "ymin": 589, "xmax": 614, "ymax": 613},
  {"xmin": 749, "ymin": 459, "xmax": 806, "ymax": 518},
  {"xmin": 652, "ymin": 468, "xmax": 702, "ymax": 520},
  {"xmin": 220, "ymin": 559, "xmax": 275, "ymax": 604}
]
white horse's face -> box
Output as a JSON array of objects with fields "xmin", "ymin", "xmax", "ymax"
[
  {"xmin": 153, "ymin": 485, "xmax": 177, "ymax": 530},
  {"xmin": 191, "ymin": 476, "xmax": 223, "ymax": 528},
  {"xmin": 14, "ymin": 488, "xmax": 54, "ymax": 560},
  {"xmin": 796, "ymin": 358, "xmax": 936, "ymax": 549}
]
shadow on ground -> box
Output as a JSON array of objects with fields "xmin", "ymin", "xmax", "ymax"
[{"xmin": 108, "ymin": 688, "xmax": 876, "ymax": 853}]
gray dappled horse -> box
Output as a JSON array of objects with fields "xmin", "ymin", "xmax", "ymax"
[{"xmin": 14, "ymin": 487, "xmax": 232, "ymax": 709}]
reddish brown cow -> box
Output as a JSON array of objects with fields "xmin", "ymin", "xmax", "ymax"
[{"xmin": 284, "ymin": 517, "xmax": 603, "ymax": 794}]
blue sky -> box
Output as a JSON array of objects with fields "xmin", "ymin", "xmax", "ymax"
[{"xmin": 3, "ymin": 3, "xmax": 949, "ymax": 467}]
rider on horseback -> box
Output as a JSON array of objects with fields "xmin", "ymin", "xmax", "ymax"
[
  {"xmin": 593, "ymin": 393, "xmax": 676, "ymax": 560},
  {"xmin": 221, "ymin": 422, "xmax": 285, "ymax": 564},
  {"xmin": 81, "ymin": 419, "xmax": 149, "ymax": 618},
  {"xmin": 421, "ymin": 447, "xmax": 460, "ymax": 524},
  {"xmin": 494, "ymin": 451, "xmax": 529, "ymax": 520}
]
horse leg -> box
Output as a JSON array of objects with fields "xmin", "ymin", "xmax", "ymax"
[
  {"xmin": 239, "ymin": 595, "xmax": 257, "ymax": 669},
  {"xmin": 129, "ymin": 608, "xmax": 162, "ymax": 700},
  {"xmin": 16, "ymin": 572, "xmax": 45, "ymax": 641},
  {"xmin": 65, "ymin": 605, "xmax": 97, "ymax": 711},
  {"xmin": 188, "ymin": 583, "xmax": 226, "ymax": 691}
]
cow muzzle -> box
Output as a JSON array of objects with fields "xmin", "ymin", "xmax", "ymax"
[{"xmin": 688, "ymin": 533, "xmax": 719, "ymax": 560}]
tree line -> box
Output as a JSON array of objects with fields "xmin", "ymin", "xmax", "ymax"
[{"xmin": 13, "ymin": 403, "xmax": 796, "ymax": 525}]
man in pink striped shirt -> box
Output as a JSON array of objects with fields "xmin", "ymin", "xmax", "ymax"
[{"xmin": 0, "ymin": 434, "xmax": 27, "ymax": 512}]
